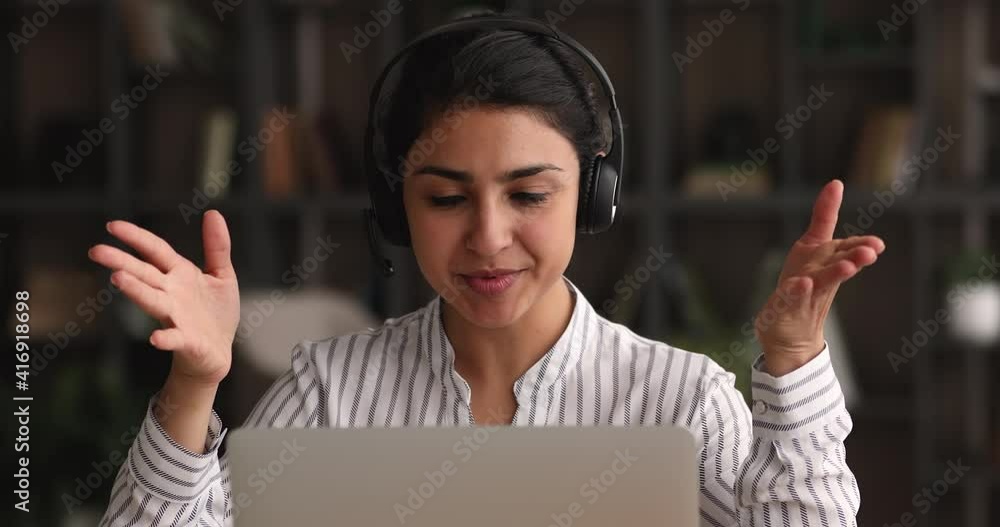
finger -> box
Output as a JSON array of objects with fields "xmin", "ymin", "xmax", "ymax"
[
  {"xmin": 828, "ymin": 245, "xmax": 879, "ymax": 270},
  {"xmin": 800, "ymin": 180, "xmax": 844, "ymax": 244},
  {"xmin": 202, "ymin": 210, "xmax": 236, "ymax": 280},
  {"xmin": 834, "ymin": 235, "xmax": 885, "ymax": 256},
  {"xmin": 812, "ymin": 255, "xmax": 869, "ymax": 292},
  {"xmin": 106, "ymin": 220, "xmax": 186, "ymax": 274},
  {"xmin": 150, "ymin": 328, "xmax": 186, "ymax": 352},
  {"xmin": 111, "ymin": 270, "xmax": 172, "ymax": 321},
  {"xmin": 89, "ymin": 244, "xmax": 167, "ymax": 290}
]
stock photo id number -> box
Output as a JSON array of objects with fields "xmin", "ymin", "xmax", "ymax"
[{"xmin": 13, "ymin": 291, "xmax": 32, "ymax": 513}]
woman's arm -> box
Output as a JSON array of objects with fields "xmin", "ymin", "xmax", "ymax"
[
  {"xmin": 693, "ymin": 179, "xmax": 872, "ymax": 525},
  {"xmin": 99, "ymin": 341, "xmax": 324, "ymax": 526},
  {"xmin": 153, "ymin": 373, "xmax": 222, "ymax": 455},
  {"xmin": 99, "ymin": 384, "xmax": 230, "ymax": 526},
  {"xmin": 697, "ymin": 343, "xmax": 860, "ymax": 526}
]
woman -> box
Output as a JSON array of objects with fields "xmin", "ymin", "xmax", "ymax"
[{"xmin": 93, "ymin": 16, "xmax": 883, "ymax": 527}]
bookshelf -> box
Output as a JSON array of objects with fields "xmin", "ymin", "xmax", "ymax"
[{"xmin": 3, "ymin": 0, "xmax": 998, "ymax": 525}]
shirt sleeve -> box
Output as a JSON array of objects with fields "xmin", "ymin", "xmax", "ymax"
[
  {"xmin": 696, "ymin": 342, "xmax": 861, "ymax": 526},
  {"xmin": 99, "ymin": 341, "xmax": 323, "ymax": 526}
]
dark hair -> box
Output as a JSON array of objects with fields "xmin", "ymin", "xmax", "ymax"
[{"xmin": 375, "ymin": 13, "xmax": 612, "ymax": 202}]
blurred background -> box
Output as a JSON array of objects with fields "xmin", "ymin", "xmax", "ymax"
[{"xmin": 1, "ymin": 0, "xmax": 999, "ymax": 525}]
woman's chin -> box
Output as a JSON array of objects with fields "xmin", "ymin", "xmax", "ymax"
[{"xmin": 456, "ymin": 299, "xmax": 519, "ymax": 329}]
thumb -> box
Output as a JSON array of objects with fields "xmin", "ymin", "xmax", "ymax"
[
  {"xmin": 150, "ymin": 328, "xmax": 186, "ymax": 351},
  {"xmin": 202, "ymin": 210, "xmax": 235, "ymax": 279}
]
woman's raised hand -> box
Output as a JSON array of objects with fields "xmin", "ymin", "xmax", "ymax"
[
  {"xmin": 88, "ymin": 210, "xmax": 241, "ymax": 387},
  {"xmin": 753, "ymin": 180, "xmax": 885, "ymax": 376}
]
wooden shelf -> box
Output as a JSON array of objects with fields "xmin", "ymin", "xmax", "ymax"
[
  {"xmin": 672, "ymin": 0, "xmax": 780, "ymax": 11},
  {"xmin": 629, "ymin": 190, "xmax": 1000, "ymax": 215},
  {"xmin": 270, "ymin": 0, "xmax": 377, "ymax": 14},
  {"xmin": 272, "ymin": 0, "xmax": 367, "ymax": 5},
  {"xmin": 5, "ymin": 189, "xmax": 1000, "ymax": 216},
  {"xmin": 798, "ymin": 51, "xmax": 914, "ymax": 71},
  {"xmin": 0, "ymin": 192, "xmax": 372, "ymax": 214},
  {"xmin": 9, "ymin": 0, "xmax": 101, "ymax": 8}
]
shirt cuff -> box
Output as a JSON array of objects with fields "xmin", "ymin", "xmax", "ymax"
[
  {"xmin": 126, "ymin": 389, "xmax": 229, "ymax": 502},
  {"xmin": 748, "ymin": 341, "xmax": 846, "ymax": 439}
]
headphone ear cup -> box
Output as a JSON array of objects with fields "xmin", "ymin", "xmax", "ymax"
[{"xmin": 589, "ymin": 155, "xmax": 619, "ymax": 234}]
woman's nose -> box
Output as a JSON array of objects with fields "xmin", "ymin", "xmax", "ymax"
[{"xmin": 465, "ymin": 200, "xmax": 512, "ymax": 256}]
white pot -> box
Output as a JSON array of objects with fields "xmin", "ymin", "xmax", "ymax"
[{"xmin": 947, "ymin": 281, "xmax": 1000, "ymax": 347}]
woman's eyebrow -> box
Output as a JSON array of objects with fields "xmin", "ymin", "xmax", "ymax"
[{"xmin": 411, "ymin": 163, "xmax": 564, "ymax": 183}]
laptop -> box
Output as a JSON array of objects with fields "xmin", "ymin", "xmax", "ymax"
[{"xmin": 226, "ymin": 424, "xmax": 698, "ymax": 526}]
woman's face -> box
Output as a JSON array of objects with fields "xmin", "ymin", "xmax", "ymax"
[{"xmin": 402, "ymin": 107, "xmax": 579, "ymax": 329}]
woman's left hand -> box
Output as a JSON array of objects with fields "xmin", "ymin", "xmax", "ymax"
[{"xmin": 754, "ymin": 179, "xmax": 886, "ymax": 376}]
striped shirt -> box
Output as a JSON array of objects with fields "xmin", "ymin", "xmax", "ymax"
[{"xmin": 100, "ymin": 274, "xmax": 859, "ymax": 526}]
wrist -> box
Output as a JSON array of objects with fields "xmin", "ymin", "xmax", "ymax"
[
  {"xmin": 761, "ymin": 340, "xmax": 825, "ymax": 377},
  {"xmin": 158, "ymin": 373, "xmax": 219, "ymax": 419}
]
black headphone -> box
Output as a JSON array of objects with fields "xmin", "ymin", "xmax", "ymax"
[{"xmin": 362, "ymin": 14, "xmax": 625, "ymax": 278}]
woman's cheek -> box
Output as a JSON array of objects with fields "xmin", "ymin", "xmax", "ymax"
[{"xmin": 519, "ymin": 210, "xmax": 562, "ymax": 249}]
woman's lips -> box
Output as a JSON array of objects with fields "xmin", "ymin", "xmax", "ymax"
[{"xmin": 459, "ymin": 270, "xmax": 523, "ymax": 297}]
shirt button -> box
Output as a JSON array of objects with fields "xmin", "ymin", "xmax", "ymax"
[{"xmin": 752, "ymin": 400, "xmax": 768, "ymax": 416}]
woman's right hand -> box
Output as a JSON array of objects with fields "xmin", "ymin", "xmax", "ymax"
[{"xmin": 88, "ymin": 210, "xmax": 241, "ymax": 387}]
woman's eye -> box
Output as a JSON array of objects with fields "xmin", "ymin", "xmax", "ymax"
[
  {"xmin": 429, "ymin": 196, "xmax": 464, "ymax": 208},
  {"xmin": 428, "ymin": 193, "xmax": 549, "ymax": 208},
  {"xmin": 513, "ymin": 193, "xmax": 548, "ymax": 205}
]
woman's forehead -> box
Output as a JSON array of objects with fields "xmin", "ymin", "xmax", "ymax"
[{"xmin": 411, "ymin": 109, "xmax": 577, "ymax": 169}]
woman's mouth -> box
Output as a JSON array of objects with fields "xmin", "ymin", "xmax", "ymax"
[{"xmin": 459, "ymin": 270, "xmax": 523, "ymax": 297}]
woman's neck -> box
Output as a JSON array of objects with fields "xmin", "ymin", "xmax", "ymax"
[{"xmin": 442, "ymin": 278, "xmax": 575, "ymax": 388}]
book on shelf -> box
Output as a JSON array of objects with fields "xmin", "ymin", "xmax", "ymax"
[
  {"xmin": 14, "ymin": 266, "xmax": 101, "ymax": 337},
  {"xmin": 262, "ymin": 107, "xmax": 298, "ymax": 199},
  {"xmin": 289, "ymin": 108, "xmax": 356, "ymax": 196},
  {"xmin": 118, "ymin": 0, "xmax": 220, "ymax": 72},
  {"xmin": 118, "ymin": 0, "xmax": 180, "ymax": 67},
  {"xmin": 295, "ymin": 112, "xmax": 337, "ymax": 195},
  {"xmin": 846, "ymin": 105, "xmax": 917, "ymax": 193},
  {"xmin": 681, "ymin": 105, "xmax": 773, "ymax": 199},
  {"xmin": 197, "ymin": 107, "xmax": 237, "ymax": 199},
  {"xmin": 682, "ymin": 162, "xmax": 773, "ymax": 199},
  {"xmin": 196, "ymin": 106, "xmax": 318, "ymax": 200}
]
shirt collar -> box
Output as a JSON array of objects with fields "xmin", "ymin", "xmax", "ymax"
[{"xmin": 422, "ymin": 274, "xmax": 592, "ymax": 404}]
